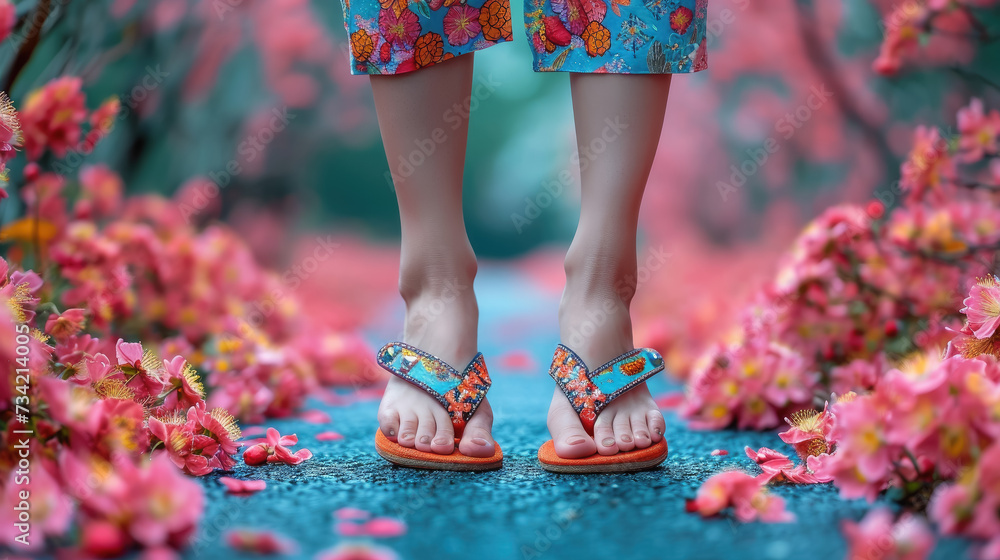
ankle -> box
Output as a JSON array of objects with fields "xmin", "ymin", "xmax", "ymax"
[
  {"xmin": 398, "ymin": 243, "xmax": 478, "ymax": 304},
  {"xmin": 558, "ymin": 293, "xmax": 633, "ymax": 367},
  {"xmin": 398, "ymin": 244, "xmax": 479, "ymax": 364}
]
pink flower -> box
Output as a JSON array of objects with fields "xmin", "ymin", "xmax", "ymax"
[
  {"xmin": 900, "ymin": 126, "xmax": 954, "ymax": 204},
  {"xmin": 112, "ymin": 338, "xmax": 168, "ymax": 401},
  {"xmin": 829, "ymin": 396, "xmax": 893, "ymax": 485},
  {"xmin": 44, "ymin": 308, "xmax": 87, "ymax": 341},
  {"xmin": 297, "ymin": 408, "xmax": 331, "ymax": 423},
  {"xmin": 378, "ymin": 8, "xmax": 421, "ymax": 48},
  {"xmin": 957, "ymin": 98, "xmax": 1000, "ymax": 163},
  {"xmin": 930, "ymin": 483, "xmax": 976, "ymax": 535},
  {"xmin": 148, "ymin": 414, "xmax": 218, "ymax": 476},
  {"xmin": 187, "ymin": 401, "xmax": 242, "ymax": 470},
  {"xmin": 90, "ymin": 397, "xmax": 150, "ymax": 456},
  {"xmin": 744, "ymin": 447, "xmax": 819, "ymax": 484},
  {"xmin": 443, "ymin": 4, "xmax": 481, "ymax": 46},
  {"xmin": 160, "ymin": 356, "xmax": 206, "ymax": 412},
  {"xmin": 149, "ymin": 402, "xmax": 241, "ymax": 475},
  {"xmin": 685, "ymin": 471, "xmax": 795, "ymax": 523},
  {"xmin": 243, "ymin": 427, "xmax": 312, "ymax": 466},
  {"xmin": 77, "ymin": 164, "xmax": 124, "ymax": 218},
  {"xmin": 219, "ymin": 477, "xmax": 267, "ymax": 495},
  {"xmin": 316, "ymin": 431, "xmax": 344, "ymax": 441},
  {"xmin": 0, "ymin": 462, "xmax": 73, "ymax": 551},
  {"xmin": 225, "ymin": 530, "xmax": 297, "ymax": 554},
  {"xmin": 779, "ymin": 403, "xmax": 835, "ymax": 461},
  {"xmin": 842, "ymin": 509, "xmax": 935, "ymax": 560},
  {"xmin": 962, "ymin": 276, "xmax": 1000, "ymax": 339},
  {"xmin": 80, "ymin": 519, "xmax": 130, "ymax": 558},
  {"xmin": 336, "ymin": 517, "xmax": 407, "ymax": 538},
  {"xmin": 0, "ymin": 91, "xmax": 20, "ymax": 182},
  {"xmin": 0, "ymin": 1, "xmax": 14, "ymax": 43},
  {"xmin": 19, "ymin": 76, "xmax": 88, "ymax": 160},
  {"xmin": 711, "ymin": 449, "xmax": 728, "ymax": 456},
  {"xmin": 62, "ymin": 452, "xmax": 203, "ymax": 549},
  {"xmin": 317, "ymin": 544, "xmax": 399, "ymax": 560},
  {"xmin": 872, "ymin": 2, "xmax": 928, "ymax": 76}
]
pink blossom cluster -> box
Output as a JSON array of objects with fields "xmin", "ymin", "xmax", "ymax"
[
  {"xmin": 0, "ymin": 265, "xmax": 212, "ymax": 554},
  {"xmin": 873, "ymin": 0, "xmax": 999, "ymax": 76},
  {"xmin": 685, "ymin": 98, "xmax": 1000, "ymax": 431},
  {"xmin": 702, "ymin": 279, "xmax": 1000, "ymax": 549},
  {"xmin": 685, "ymin": 470, "xmax": 795, "ymax": 523},
  {"xmin": 2, "ymin": 78, "xmax": 378, "ymax": 424},
  {"xmin": 0, "ymin": 82, "xmax": 368, "ymax": 555},
  {"xmin": 17, "ymin": 76, "xmax": 121, "ymax": 161}
]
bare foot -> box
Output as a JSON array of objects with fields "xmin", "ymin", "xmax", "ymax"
[
  {"xmin": 548, "ymin": 244, "xmax": 666, "ymax": 459},
  {"xmin": 547, "ymin": 382, "xmax": 665, "ymax": 458},
  {"xmin": 376, "ymin": 257, "xmax": 495, "ymax": 458}
]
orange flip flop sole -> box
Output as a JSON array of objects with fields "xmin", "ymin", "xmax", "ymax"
[
  {"xmin": 374, "ymin": 429, "xmax": 503, "ymax": 472},
  {"xmin": 537, "ymin": 438, "xmax": 668, "ymax": 474}
]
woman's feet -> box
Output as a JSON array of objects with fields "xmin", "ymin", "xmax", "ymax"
[
  {"xmin": 546, "ymin": 241, "xmax": 666, "ymax": 459},
  {"xmin": 378, "ymin": 378, "xmax": 496, "ymax": 457},
  {"xmin": 547, "ymin": 383, "xmax": 665, "ymax": 458},
  {"xmin": 376, "ymin": 247, "xmax": 496, "ymax": 458}
]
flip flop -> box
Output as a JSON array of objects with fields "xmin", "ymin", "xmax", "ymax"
[
  {"xmin": 538, "ymin": 344, "xmax": 668, "ymax": 474},
  {"xmin": 374, "ymin": 342, "xmax": 503, "ymax": 471}
]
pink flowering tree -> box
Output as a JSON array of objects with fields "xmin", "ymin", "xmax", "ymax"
[{"xmin": 678, "ymin": 0, "xmax": 1000, "ymax": 553}]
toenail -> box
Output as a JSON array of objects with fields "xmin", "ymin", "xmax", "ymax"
[
  {"xmin": 620, "ymin": 434, "xmax": 632, "ymax": 443},
  {"xmin": 601, "ymin": 437, "xmax": 615, "ymax": 447},
  {"xmin": 636, "ymin": 432, "xmax": 649, "ymax": 440},
  {"xmin": 567, "ymin": 436, "xmax": 587, "ymax": 445},
  {"xmin": 388, "ymin": 429, "xmax": 395, "ymax": 437},
  {"xmin": 471, "ymin": 438, "xmax": 489, "ymax": 446},
  {"xmin": 654, "ymin": 428, "xmax": 662, "ymax": 435},
  {"xmin": 419, "ymin": 436, "xmax": 431, "ymax": 444},
  {"xmin": 433, "ymin": 438, "xmax": 450, "ymax": 445},
  {"xmin": 400, "ymin": 432, "xmax": 413, "ymax": 440}
]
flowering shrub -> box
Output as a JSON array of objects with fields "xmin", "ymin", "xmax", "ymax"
[
  {"xmin": 0, "ymin": 74, "xmax": 375, "ymax": 553},
  {"xmin": 686, "ymin": 276, "xmax": 1000, "ymax": 549},
  {"xmin": 684, "ymin": 97, "xmax": 1000, "ymax": 431}
]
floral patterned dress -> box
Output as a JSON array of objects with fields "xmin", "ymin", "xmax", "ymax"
[{"xmin": 341, "ymin": 0, "xmax": 705, "ymax": 75}]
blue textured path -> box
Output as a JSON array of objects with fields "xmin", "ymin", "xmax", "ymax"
[{"xmin": 189, "ymin": 266, "xmax": 970, "ymax": 560}]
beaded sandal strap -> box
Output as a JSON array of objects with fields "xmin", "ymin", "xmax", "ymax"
[
  {"xmin": 548, "ymin": 344, "xmax": 664, "ymax": 435},
  {"xmin": 376, "ymin": 342, "xmax": 491, "ymax": 432}
]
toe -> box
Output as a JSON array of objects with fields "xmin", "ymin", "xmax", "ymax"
[
  {"xmin": 594, "ymin": 414, "xmax": 619, "ymax": 456},
  {"xmin": 397, "ymin": 412, "xmax": 418, "ymax": 448},
  {"xmin": 430, "ymin": 407, "xmax": 456, "ymax": 455},
  {"xmin": 414, "ymin": 411, "xmax": 436, "ymax": 453},
  {"xmin": 377, "ymin": 407, "xmax": 400, "ymax": 442},
  {"xmin": 548, "ymin": 391, "xmax": 597, "ymax": 459},
  {"xmin": 630, "ymin": 412, "xmax": 652, "ymax": 448},
  {"xmin": 613, "ymin": 413, "xmax": 635, "ymax": 452},
  {"xmin": 458, "ymin": 399, "xmax": 495, "ymax": 458},
  {"xmin": 647, "ymin": 409, "xmax": 666, "ymax": 443}
]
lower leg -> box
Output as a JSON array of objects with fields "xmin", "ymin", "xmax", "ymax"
[
  {"xmin": 371, "ymin": 56, "xmax": 495, "ymax": 457},
  {"xmin": 548, "ymin": 73, "xmax": 671, "ymax": 458}
]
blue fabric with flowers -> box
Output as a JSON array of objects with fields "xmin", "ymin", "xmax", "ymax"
[{"xmin": 524, "ymin": 0, "xmax": 708, "ymax": 73}]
